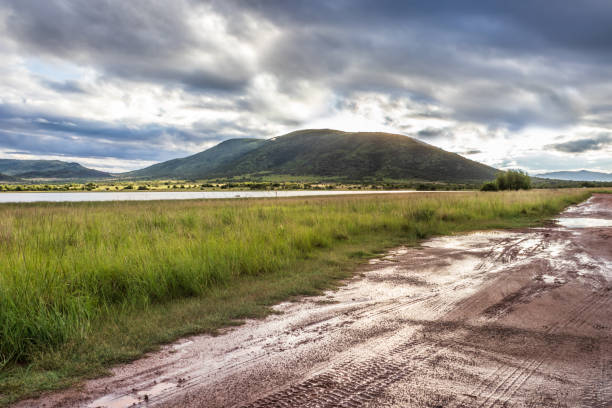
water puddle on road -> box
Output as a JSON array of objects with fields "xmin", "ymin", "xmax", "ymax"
[
  {"xmin": 88, "ymin": 382, "xmax": 177, "ymax": 408},
  {"xmin": 88, "ymin": 394, "xmax": 140, "ymax": 408},
  {"xmin": 555, "ymin": 217, "xmax": 612, "ymax": 228}
]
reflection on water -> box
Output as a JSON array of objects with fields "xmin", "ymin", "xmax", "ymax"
[
  {"xmin": 555, "ymin": 217, "xmax": 612, "ymax": 228},
  {"xmin": 0, "ymin": 190, "xmax": 434, "ymax": 203}
]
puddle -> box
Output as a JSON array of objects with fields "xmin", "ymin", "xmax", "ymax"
[
  {"xmin": 88, "ymin": 382, "xmax": 177, "ymax": 408},
  {"xmin": 172, "ymin": 340, "xmax": 194, "ymax": 350},
  {"xmin": 555, "ymin": 218, "xmax": 612, "ymax": 228},
  {"xmin": 88, "ymin": 394, "xmax": 139, "ymax": 408},
  {"xmin": 539, "ymin": 274, "xmax": 565, "ymax": 285},
  {"xmin": 138, "ymin": 382, "xmax": 177, "ymax": 398}
]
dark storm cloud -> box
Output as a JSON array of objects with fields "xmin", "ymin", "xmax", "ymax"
[
  {"xmin": 234, "ymin": 0, "xmax": 612, "ymax": 55},
  {"xmin": 222, "ymin": 0, "xmax": 611, "ymax": 130},
  {"xmin": 5, "ymin": 0, "xmax": 252, "ymax": 92},
  {"xmin": 8, "ymin": 0, "xmax": 612, "ymax": 100},
  {"xmin": 547, "ymin": 134, "xmax": 612, "ymax": 153}
]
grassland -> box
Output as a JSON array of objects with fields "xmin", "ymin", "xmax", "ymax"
[
  {"xmin": 1, "ymin": 176, "xmax": 610, "ymax": 193},
  {"xmin": 0, "ymin": 178, "xmax": 490, "ymax": 192},
  {"xmin": 0, "ymin": 179, "xmax": 477, "ymax": 192},
  {"xmin": 0, "ymin": 189, "xmax": 591, "ymax": 404}
]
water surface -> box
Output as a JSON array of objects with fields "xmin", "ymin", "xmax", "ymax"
[
  {"xmin": 555, "ymin": 217, "xmax": 612, "ymax": 228},
  {"xmin": 0, "ymin": 190, "xmax": 435, "ymax": 203}
]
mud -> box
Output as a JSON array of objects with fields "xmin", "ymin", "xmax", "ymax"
[{"xmin": 16, "ymin": 194, "xmax": 612, "ymax": 408}]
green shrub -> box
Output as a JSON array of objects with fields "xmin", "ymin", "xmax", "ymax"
[
  {"xmin": 496, "ymin": 170, "xmax": 531, "ymax": 190},
  {"xmin": 480, "ymin": 181, "xmax": 499, "ymax": 191},
  {"xmin": 482, "ymin": 170, "xmax": 531, "ymax": 191}
]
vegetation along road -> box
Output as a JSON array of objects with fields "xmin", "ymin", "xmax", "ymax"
[{"xmin": 2, "ymin": 189, "xmax": 609, "ymax": 407}]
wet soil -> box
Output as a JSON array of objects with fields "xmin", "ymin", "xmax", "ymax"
[{"xmin": 16, "ymin": 194, "xmax": 612, "ymax": 408}]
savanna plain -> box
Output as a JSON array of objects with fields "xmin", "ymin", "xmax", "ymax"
[{"xmin": 1, "ymin": 189, "xmax": 610, "ymax": 407}]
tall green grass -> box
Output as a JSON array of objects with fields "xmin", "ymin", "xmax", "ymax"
[{"xmin": 0, "ymin": 190, "xmax": 589, "ymax": 371}]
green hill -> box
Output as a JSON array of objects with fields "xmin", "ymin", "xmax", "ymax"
[
  {"xmin": 0, "ymin": 172, "xmax": 19, "ymax": 182},
  {"xmin": 128, "ymin": 129, "xmax": 499, "ymax": 182},
  {"xmin": 127, "ymin": 138, "xmax": 267, "ymax": 179},
  {"xmin": 0, "ymin": 159, "xmax": 112, "ymax": 179}
]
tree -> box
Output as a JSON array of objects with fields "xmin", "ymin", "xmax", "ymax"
[{"xmin": 481, "ymin": 170, "xmax": 532, "ymax": 191}]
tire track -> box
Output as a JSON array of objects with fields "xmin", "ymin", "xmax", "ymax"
[
  {"xmin": 448, "ymin": 233, "xmax": 551, "ymax": 318},
  {"xmin": 231, "ymin": 265, "xmax": 506, "ymax": 408},
  {"xmin": 239, "ymin": 339, "xmax": 439, "ymax": 408},
  {"xmin": 142, "ymin": 293, "xmax": 444, "ymax": 407},
  {"xmin": 451, "ymin": 290, "xmax": 610, "ymax": 408},
  {"xmin": 487, "ymin": 293, "xmax": 607, "ymax": 408},
  {"xmin": 577, "ymin": 298, "xmax": 612, "ymax": 408},
  {"xmin": 233, "ymin": 234, "xmax": 561, "ymax": 408},
  {"xmin": 91, "ymin": 263, "xmax": 476, "ymax": 408},
  {"xmin": 157, "ymin": 271, "xmax": 482, "ymax": 406},
  {"xmin": 447, "ymin": 289, "xmax": 605, "ymax": 408}
]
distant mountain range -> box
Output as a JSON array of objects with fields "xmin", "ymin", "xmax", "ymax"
[
  {"xmin": 536, "ymin": 170, "xmax": 612, "ymax": 182},
  {"xmin": 0, "ymin": 159, "xmax": 112, "ymax": 180},
  {"xmin": 0, "ymin": 172, "xmax": 19, "ymax": 182},
  {"xmin": 128, "ymin": 129, "xmax": 499, "ymax": 182}
]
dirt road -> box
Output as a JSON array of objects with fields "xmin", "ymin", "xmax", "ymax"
[{"xmin": 19, "ymin": 194, "xmax": 612, "ymax": 408}]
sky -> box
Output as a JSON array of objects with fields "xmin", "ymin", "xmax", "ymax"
[{"xmin": 0, "ymin": 0, "xmax": 611, "ymax": 174}]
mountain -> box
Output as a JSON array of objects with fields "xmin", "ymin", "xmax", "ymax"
[
  {"xmin": 129, "ymin": 129, "xmax": 499, "ymax": 182},
  {"xmin": 0, "ymin": 159, "xmax": 112, "ymax": 179},
  {"xmin": 537, "ymin": 170, "xmax": 612, "ymax": 182},
  {"xmin": 127, "ymin": 138, "xmax": 267, "ymax": 179},
  {"xmin": 0, "ymin": 172, "xmax": 19, "ymax": 182}
]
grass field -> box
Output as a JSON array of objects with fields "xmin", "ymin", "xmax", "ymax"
[{"xmin": 0, "ymin": 189, "xmax": 591, "ymax": 403}]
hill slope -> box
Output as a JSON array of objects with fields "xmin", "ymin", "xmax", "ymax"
[
  {"xmin": 0, "ymin": 159, "xmax": 111, "ymax": 179},
  {"xmin": 128, "ymin": 129, "xmax": 499, "ymax": 182},
  {"xmin": 537, "ymin": 170, "xmax": 612, "ymax": 182},
  {"xmin": 127, "ymin": 138, "xmax": 267, "ymax": 179},
  {"xmin": 0, "ymin": 172, "xmax": 19, "ymax": 182},
  {"xmin": 211, "ymin": 130, "xmax": 498, "ymax": 181}
]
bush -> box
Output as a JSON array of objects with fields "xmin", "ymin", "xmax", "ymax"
[
  {"xmin": 481, "ymin": 170, "xmax": 531, "ymax": 191},
  {"xmin": 480, "ymin": 181, "xmax": 499, "ymax": 191},
  {"xmin": 497, "ymin": 170, "xmax": 532, "ymax": 190}
]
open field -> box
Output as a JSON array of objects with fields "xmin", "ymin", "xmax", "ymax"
[
  {"xmin": 1, "ymin": 178, "xmax": 610, "ymax": 193},
  {"xmin": 29, "ymin": 193, "xmax": 611, "ymax": 408},
  {"xmin": 0, "ymin": 190, "xmax": 593, "ymax": 404},
  {"xmin": 0, "ymin": 180, "xmax": 481, "ymax": 193}
]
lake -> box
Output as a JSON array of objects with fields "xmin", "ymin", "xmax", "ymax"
[{"xmin": 0, "ymin": 190, "xmax": 441, "ymax": 203}]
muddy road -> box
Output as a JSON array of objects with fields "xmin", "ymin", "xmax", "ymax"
[{"xmin": 19, "ymin": 194, "xmax": 612, "ymax": 408}]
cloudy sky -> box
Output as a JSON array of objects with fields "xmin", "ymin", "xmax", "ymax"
[{"xmin": 1, "ymin": 0, "xmax": 611, "ymax": 173}]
